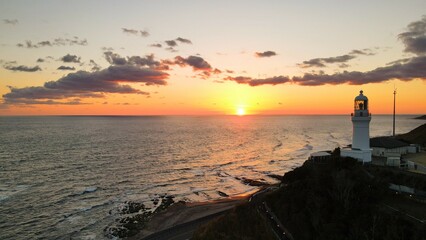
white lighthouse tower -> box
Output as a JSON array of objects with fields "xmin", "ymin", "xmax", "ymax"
[{"xmin": 341, "ymin": 90, "xmax": 372, "ymax": 163}]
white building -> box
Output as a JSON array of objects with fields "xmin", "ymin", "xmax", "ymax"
[
  {"xmin": 370, "ymin": 137, "xmax": 419, "ymax": 166},
  {"xmin": 341, "ymin": 90, "xmax": 372, "ymax": 163}
]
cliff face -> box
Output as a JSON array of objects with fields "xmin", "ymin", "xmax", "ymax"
[
  {"xmin": 397, "ymin": 123, "xmax": 426, "ymax": 146},
  {"xmin": 265, "ymin": 157, "xmax": 425, "ymax": 240}
]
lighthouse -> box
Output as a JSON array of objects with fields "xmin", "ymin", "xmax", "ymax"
[{"xmin": 341, "ymin": 90, "xmax": 372, "ymax": 163}]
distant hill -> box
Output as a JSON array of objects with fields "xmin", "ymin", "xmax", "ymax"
[
  {"xmin": 414, "ymin": 115, "xmax": 426, "ymax": 119},
  {"xmin": 397, "ymin": 123, "xmax": 426, "ymax": 146}
]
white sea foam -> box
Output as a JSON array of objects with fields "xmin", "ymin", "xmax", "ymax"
[{"xmin": 83, "ymin": 186, "xmax": 98, "ymax": 194}]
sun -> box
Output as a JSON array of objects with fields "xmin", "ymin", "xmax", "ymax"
[{"xmin": 236, "ymin": 107, "xmax": 245, "ymax": 116}]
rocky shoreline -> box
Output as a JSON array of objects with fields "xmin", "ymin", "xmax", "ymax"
[
  {"xmin": 104, "ymin": 176, "xmax": 276, "ymax": 239},
  {"xmin": 104, "ymin": 194, "xmax": 176, "ymax": 238}
]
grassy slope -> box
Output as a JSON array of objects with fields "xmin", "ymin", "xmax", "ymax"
[{"xmin": 397, "ymin": 123, "xmax": 426, "ymax": 146}]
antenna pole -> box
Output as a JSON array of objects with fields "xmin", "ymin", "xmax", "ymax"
[{"xmin": 393, "ymin": 89, "xmax": 396, "ymax": 137}]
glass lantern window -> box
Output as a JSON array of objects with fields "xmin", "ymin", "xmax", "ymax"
[{"xmin": 355, "ymin": 100, "xmax": 367, "ymax": 110}]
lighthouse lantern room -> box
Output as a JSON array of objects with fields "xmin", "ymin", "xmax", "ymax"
[{"xmin": 341, "ymin": 90, "xmax": 372, "ymax": 163}]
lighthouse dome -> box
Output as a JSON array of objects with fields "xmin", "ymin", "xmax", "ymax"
[{"xmin": 355, "ymin": 90, "xmax": 368, "ymax": 101}]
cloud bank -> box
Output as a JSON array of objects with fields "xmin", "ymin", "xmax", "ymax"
[
  {"xmin": 225, "ymin": 56, "xmax": 426, "ymax": 86},
  {"xmin": 3, "ymin": 65, "xmax": 169, "ymax": 105}
]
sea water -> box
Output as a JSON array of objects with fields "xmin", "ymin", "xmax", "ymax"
[{"xmin": 0, "ymin": 115, "xmax": 423, "ymax": 239}]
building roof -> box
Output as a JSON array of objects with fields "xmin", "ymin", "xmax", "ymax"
[
  {"xmin": 355, "ymin": 90, "xmax": 368, "ymax": 101},
  {"xmin": 370, "ymin": 137, "xmax": 409, "ymax": 149}
]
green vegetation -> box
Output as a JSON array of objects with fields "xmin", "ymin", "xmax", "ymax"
[
  {"xmin": 365, "ymin": 165, "xmax": 426, "ymax": 191},
  {"xmin": 193, "ymin": 204, "xmax": 276, "ymax": 240},
  {"xmin": 266, "ymin": 157, "xmax": 425, "ymax": 240}
]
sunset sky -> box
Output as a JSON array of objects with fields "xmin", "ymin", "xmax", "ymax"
[{"xmin": 1, "ymin": 0, "xmax": 425, "ymax": 115}]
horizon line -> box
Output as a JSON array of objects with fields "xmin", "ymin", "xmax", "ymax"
[{"xmin": 0, "ymin": 113, "xmax": 423, "ymax": 117}]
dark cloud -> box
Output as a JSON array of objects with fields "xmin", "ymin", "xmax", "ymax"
[
  {"xmin": 174, "ymin": 55, "xmax": 212, "ymax": 70},
  {"xmin": 4, "ymin": 86, "xmax": 103, "ymax": 100},
  {"xmin": 89, "ymin": 60, "xmax": 101, "ymax": 71},
  {"xmin": 398, "ymin": 16, "xmax": 426, "ymax": 55},
  {"xmin": 140, "ymin": 31, "xmax": 150, "ymax": 37},
  {"xmin": 298, "ymin": 48, "xmax": 375, "ymax": 68},
  {"xmin": 127, "ymin": 54, "xmax": 161, "ymax": 68},
  {"xmin": 164, "ymin": 38, "xmax": 192, "ymax": 50},
  {"xmin": 224, "ymin": 76, "xmax": 291, "ymax": 86},
  {"xmin": 61, "ymin": 54, "xmax": 81, "ymax": 63},
  {"xmin": 45, "ymin": 65, "xmax": 168, "ymax": 88},
  {"xmin": 349, "ymin": 49, "xmax": 375, "ymax": 56},
  {"xmin": 165, "ymin": 47, "xmax": 177, "ymax": 52},
  {"xmin": 3, "ymin": 65, "xmax": 169, "ymax": 105},
  {"xmin": 4, "ymin": 65, "xmax": 41, "ymax": 72},
  {"xmin": 57, "ymin": 66, "xmax": 76, "ymax": 71},
  {"xmin": 165, "ymin": 40, "xmax": 177, "ymax": 47},
  {"xmin": 386, "ymin": 58, "xmax": 410, "ymax": 66},
  {"xmin": 103, "ymin": 51, "xmax": 167, "ymax": 70},
  {"xmin": 176, "ymin": 37, "xmax": 192, "ymax": 44},
  {"xmin": 16, "ymin": 37, "xmax": 88, "ymax": 48},
  {"xmin": 122, "ymin": 28, "xmax": 150, "ymax": 37},
  {"xmin": 36, "ymin": 58, "xmax": 45, "ymax": 63},
  {"xmin": 122, "ymin": 28, "xmax": 139, "ymax": 35},
  {"xmin": 3, "ymin": 19, "xmax": 18, "ymax": 25},
  {"xmin": 101, "ymin": 47, "xmax": 114, "ymax": 51},
  {"xmin": 4, "ymin": 97, "xmax": 87, "ymax": 105},
  {"xmin": 150, "ymin": 43, "xmax": 162, "ymax": 48},
  {"xmin": 299, "ymin": 54, "xmax": 356, "ymax": 68},
  {"xmin": 104, "ymin": 51, "xmax": 127, "ymax": 65},
  {"xmin": 159, "ymin": 55, "xmax": 220, "ymax": 78},
  {"xmin": 255, "ymin": 51, "xmax": 277, "ymax": 58}
]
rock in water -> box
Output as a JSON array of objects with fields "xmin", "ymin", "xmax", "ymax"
[{"xmin": 217, "ymin": 191, "xmax": 229, "ymax": 197}]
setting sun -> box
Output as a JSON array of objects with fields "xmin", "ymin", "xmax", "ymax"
[{"xmin": 236, "ymin": 108, "xmax": 246, "ymax": 116}]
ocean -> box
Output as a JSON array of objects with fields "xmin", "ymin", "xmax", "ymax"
[{"xmin": 0, "ymin": 115, "xmax": 423, "ymax": 239}]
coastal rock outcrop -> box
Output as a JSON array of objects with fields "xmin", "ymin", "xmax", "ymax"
[{"xmin": 104, "ymin": 194, "xmax": 175, "ymax": 238}]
